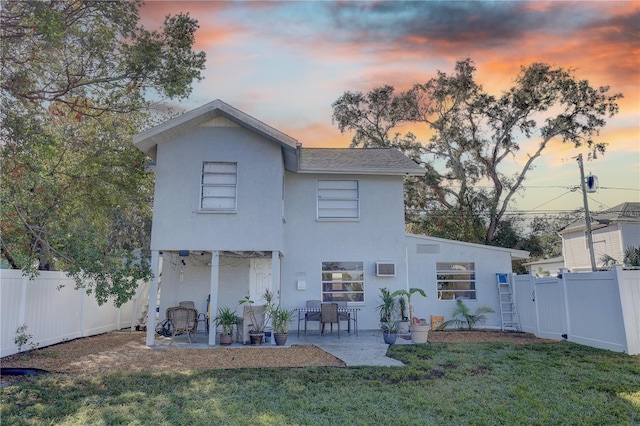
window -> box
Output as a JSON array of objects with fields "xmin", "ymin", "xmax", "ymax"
[
  {"xmin": 321, "ymin": 261, "xmax": 364, "ymax": 302},
  {"xmin": 436, "ymin": 262, "xmax": 476, "ymax": 300},
  {"xmin": 201, "ymin": 162, "xmax": 237, "ymax": 211},
  {"xmin": 317, "ymin": 180, "xmax": 359, "ymax": 219}
]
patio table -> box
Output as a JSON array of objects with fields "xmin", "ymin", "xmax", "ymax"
[{"xmin": 297, "ymin": 306, "xmax": 359, "ymax": 337}]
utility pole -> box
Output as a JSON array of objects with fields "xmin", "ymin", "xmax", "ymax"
[{"xmin": 576, "ymin": 154, "xmax": 597, "ymax": 271}]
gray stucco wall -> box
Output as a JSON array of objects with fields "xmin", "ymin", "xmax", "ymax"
[{"xmin": 151, "ymin": 126, "xmax": 285, "ymax": 252}]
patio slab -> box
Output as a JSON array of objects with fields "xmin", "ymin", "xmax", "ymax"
[{"xmin": 152, "ymin": 329, "xmax": 409, "ymax": 367}]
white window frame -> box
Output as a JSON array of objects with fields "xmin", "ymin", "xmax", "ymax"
[
  {"xmin": 200, "ymin": 162, "xmax": 237, "ymax": 211},
  {"xmin": 436, "ymin": 262, "xmax": 476, "ymax": 300},
  {"xmin": 317, "ymin": 180, "xmax": 359, "ymax": 220},
  {"xmin": 321, "ymin": 261, "xmax": 365, "ymax": 303}
]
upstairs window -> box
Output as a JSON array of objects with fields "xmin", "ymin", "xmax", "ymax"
[
  {"xmin": 317, "ymin": 180, "xmax": 359, "ymax": 219},
  {"xmin": 201, "ymin": 162, "xmax": 237, "ymax": 211},
  {"xmin": 436, "ymin": 262, "xmax": 476, "ymax": 300}
]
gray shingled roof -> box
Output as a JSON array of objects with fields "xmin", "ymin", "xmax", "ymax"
[
  {"xmin": 300, "ymin": 148, "xmax": 424, "ymax": 176},
  {"xmin": 560, "ymin": 202, "xmax": 640, "ymax": 233}
]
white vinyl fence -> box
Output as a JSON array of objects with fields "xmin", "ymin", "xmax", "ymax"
[
  {"xmin": 1, "ymin": 269, "xmax": 141, "ymax": 358},
  {"xmin": 513, "ymin": 267, "xmax": 640, "ymax": 355}
]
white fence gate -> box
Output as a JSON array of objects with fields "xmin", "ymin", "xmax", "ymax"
[
  {"xmin": 513, "ymin": 268, "xmax": 640, "ymax": 355},
  {"xmin": 1, "ymin": 270, "xmax": 141, "ymax": 358}
]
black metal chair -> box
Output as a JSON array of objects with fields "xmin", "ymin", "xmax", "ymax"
[
  {"xmin": 336, "ymin": 300, "xmax": 351, "ymax": 334},
  {"xmin": 304, "ymin": 300, "xmax": 322, "ymax": 336}
]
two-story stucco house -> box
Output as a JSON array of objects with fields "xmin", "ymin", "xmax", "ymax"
[{"xmin": 134, "ymin": 100, "xmax": 529, "ymax": 345}]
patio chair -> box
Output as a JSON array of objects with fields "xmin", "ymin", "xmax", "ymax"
[
  {"xmin": 179, "ymin": 300, "xmax": 209, "ymax": 334},
  {"xmin": 321, "ymin": 303, "xmax": 340, "ymax": 337},
  {"xmin": 166, "ymin": 306, "xmax": 198, "ymax": 344},
  {"xmin": 304, "ymin": 300, "xmax": 322, "ymax": 336}
]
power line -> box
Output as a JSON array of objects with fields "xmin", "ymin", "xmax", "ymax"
[{"xmin": 528, "ymin": 190, "xmax": 576, "ymax": 211}]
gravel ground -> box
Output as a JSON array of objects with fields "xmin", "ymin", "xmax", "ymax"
[{"xmin": 1, "ymin": 329, "xmax": 548, "ymax": 384}]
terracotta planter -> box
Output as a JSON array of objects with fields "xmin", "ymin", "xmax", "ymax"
[
  {"xmin": 410, "ymin": 324, "xmax": 429, "ymax": 344},
  {"xmin": 219, "ymin": 333, "xmax": 233, "ymax": 346},
  {"xmin": 274, "ymin": 332, "xmax": 288, "ymax": 346}
]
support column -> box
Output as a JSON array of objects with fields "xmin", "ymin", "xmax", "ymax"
[
  {"xmin": 145, "ymin": 250, "xmax": 161, "ymax": 346},
  {"xmin": 208, "ymin": 251, "xmax": 220, "ymax": 346},
  {"xmin": 272, "ymin": 251, "xmax": 281, "ymax": 301}
]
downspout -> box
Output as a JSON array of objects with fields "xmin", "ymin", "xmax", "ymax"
[{"xmin": 405, "ymin": 246, "xmax": 409, "ymax": 291}]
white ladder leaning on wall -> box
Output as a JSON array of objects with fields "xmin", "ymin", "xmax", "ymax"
[{"xmin": 496, "ymin": 273, "xmax": 520, "ymax": 331}]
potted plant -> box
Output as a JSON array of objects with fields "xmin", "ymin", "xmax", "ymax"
[
  {"xmin": 271, "ymin": 306, "xmax": 295, "ymax": 346},
  {"xmin": 375, "ymin": 287, "xmax": 396, "ymax": 328},
  {"xmin": 380, "ymin": 308, "xmax": 399, "ymax": 345},
  {"xmin": 239, "ymin": 295, "xmax": 265, "ymax": 345},
  {"xmin": 377, "ymin": 288, "xmax": 399, "ymax": 344},
  {"xmin": 214, "ymin": 306, "xmax": 237, "ymax": 346},
  {"xmin": 397, "ymin": 295, "xmax": 409, "ymax": 334},
  {"xmin": 391, "ymin": 288, "xmax": 428, "ymax": 344},
  {"xmin": 238, "ymin": 289, "xmax": 275, "ymax": 345}
]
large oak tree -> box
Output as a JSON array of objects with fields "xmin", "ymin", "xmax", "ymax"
[
  {"xmin": 1, "ymin": 0, "xmax": 206, "ymax": 305},
  {"xmin": 332, "ymin": 59, "xmax": 621, "ymax": 245}
]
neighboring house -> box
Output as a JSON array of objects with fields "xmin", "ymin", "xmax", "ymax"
[
  {"xmin": 560, "ymin": 202, "xmax": 640, "ymax": 272},
  {"xmin": 522, "ymin": 256, "xmax": 565, "ymax": 277},
  {"xmin": 133, "ymin": 100, "xmax": 529, "ymax": 345}
]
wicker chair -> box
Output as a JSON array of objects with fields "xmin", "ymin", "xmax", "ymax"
[
  {"xmin": 321, "ymin": 303, "xmax": 340, "ymax": 337},
  {"xmin": 166, "ymin": 306, "xmax": 198, "ymax": 344},
  {"xmin": 179, "ymin": 300, "xmax": 208, "ymax": 334}
]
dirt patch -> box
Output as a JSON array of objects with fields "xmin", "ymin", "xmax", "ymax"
[
  {"xmin": 1, "ymin": 329, "xmax": 548, "ymax": 385},
  {"xmin": 1, "ymin": 332, "xmax": 343, "ymax": 377},
  {"xmin": 427, "ymin": 329, "xmax": 549, "ymax": 344}
]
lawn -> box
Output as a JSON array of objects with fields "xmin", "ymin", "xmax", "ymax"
[{"xmin": 2, "ymin": 341, "xmax": 638, "ymax": 425}]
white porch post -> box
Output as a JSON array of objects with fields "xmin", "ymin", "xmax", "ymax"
[
  {"xmin": 208, "ymin": 250, "xmax": 220, "ymax": 346},
  {"xmin": 272, "ymin": 251, "xmax": 281, "ymax": 300},
  {"xmin": 145, "ymin": 250, "xmax": 161, "ymax": 346}
]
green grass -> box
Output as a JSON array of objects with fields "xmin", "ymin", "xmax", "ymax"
[{"xmin": 2, "ymin": 341, "xmax": 638, "ymax": 425}]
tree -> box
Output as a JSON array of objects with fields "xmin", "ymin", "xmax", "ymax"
[
  {"xmin": 332, "ymin": 59, "xmax": 622, "ymax": 244},
  {"xmin": 1, "ymin": 0, "xmax": 206, "ymax": 306}
]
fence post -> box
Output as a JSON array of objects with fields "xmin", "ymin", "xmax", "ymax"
[
  {"xmin": 80, "ymin": 285, "xmax": 86, "ymax": 337},
  {"xmin": 533, "ymin": 274, "xmax": 542, "ymax": 338},
  {"xmin": 18, "ymin": 275, "xmax": 28, "ymax": 330},
  {"xmin": 560, "ymin": 270, "xmax": 571, "ymax": 340}
]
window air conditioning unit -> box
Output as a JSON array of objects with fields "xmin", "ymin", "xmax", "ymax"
[{"xmin": 375, "ymin": 261, "xmax": 396, "ymax": 277}]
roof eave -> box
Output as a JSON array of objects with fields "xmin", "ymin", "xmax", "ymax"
[
  {"xmin": 297, "ymin": 167, "xmax": 424, "ymax": 176},
  {"xmin": 133, "ymin": 100, "xmax": 300, "ymax": 159}
]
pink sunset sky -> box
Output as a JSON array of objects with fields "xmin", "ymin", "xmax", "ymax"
[{"xmin": 140, "ymin": 1, "xmax": 639, "ymax": 216}]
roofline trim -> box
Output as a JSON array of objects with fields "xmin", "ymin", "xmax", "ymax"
[
  {"xmin": 406, "ymin": 233, "xmax": 531, "ymax": 259},
  {"xmin": 297, "ymin": 167, "xmax": 424, "ymax": 176}
]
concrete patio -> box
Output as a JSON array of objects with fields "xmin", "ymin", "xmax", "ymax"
[{"xmin": 153, "ymin": 328, "xmax": 411, "ymax": 367}]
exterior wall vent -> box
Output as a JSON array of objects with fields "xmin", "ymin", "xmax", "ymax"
[
  {"xmin": 375, "ymin": 261, "xmax": 396, "ymax": 277},
  {"xmin": 417, "ymin": 244, "xmax": 440, "ymax": 254}
]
